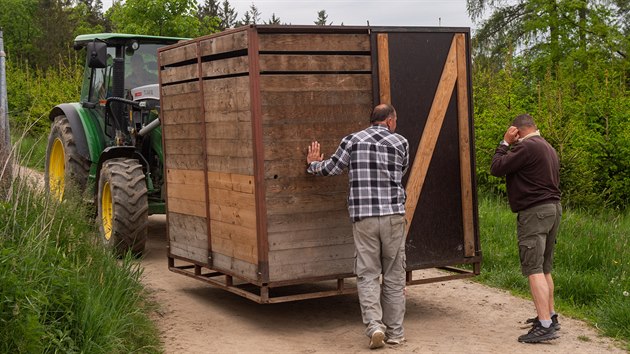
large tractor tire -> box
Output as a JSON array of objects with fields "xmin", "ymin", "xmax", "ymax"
[
  {"xmin": 45, "ymin": 115, "xmax": 90, "ymax": 201},
  {"xmin": 97, "ymin": 158, "xmax": 148, "ymax": 256}
]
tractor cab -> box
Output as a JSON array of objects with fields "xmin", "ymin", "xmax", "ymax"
[{"xmin": 73, "ymin": 34, "xmax": 183, "ymax": 115}]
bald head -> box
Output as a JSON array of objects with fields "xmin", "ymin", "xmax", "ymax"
[
  {"xmin": 512, "ymin": 113, "xmax": 537, "ymax": 136},
  {"xmin": 371, "ymin": 104, "xmax": 396, "ymax": 123},
  {"xmin": 512, "ymin": 114, "xmax": 537, "ymax": 129}
]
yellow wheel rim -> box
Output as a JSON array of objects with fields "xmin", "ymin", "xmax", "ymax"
[
  {"xmin": 102, "ymin": 181, "xmax": 113, "ymax": 241},
  {"xmin": 49, "ymin": 138, "xmax": 65, "ymax": 201}
]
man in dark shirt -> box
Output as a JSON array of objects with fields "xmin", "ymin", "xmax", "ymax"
[
  {"xmin": 306, "ymin": 104, "xmax": 409, "ymax": 349},
  {"xmin": 491, "ymin": 113, "xmax": 562, "ymax": 343}
]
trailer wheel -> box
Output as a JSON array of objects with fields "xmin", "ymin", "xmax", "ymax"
[
  {"xmin": 45, "ymin": 115, "xmax": 90, "ymax": 201},
  {"xmin": 97, "ymin": 158, "xmax": 148, "ymax": 256}
]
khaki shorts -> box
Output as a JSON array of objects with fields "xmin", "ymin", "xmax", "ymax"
[{"xmin": 517, "ymin": 203, "xmax": 562, "ymax": 276}]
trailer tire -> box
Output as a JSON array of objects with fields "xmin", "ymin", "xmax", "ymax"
[
  {"xmin": 45, "ymin": 115, "xmax": 90, "ymax": 201},
  {"xmin": 97, "ymin": 158, "xmax": 148, "ymax": 256}
]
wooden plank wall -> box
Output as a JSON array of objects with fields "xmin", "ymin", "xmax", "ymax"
[
  {"xmin": 160, "ymin": 30, "xmax": 259, "ymax": 280},
  {"xmin": 200, "ymin": 31, "xmax": 259, "ymax": 279},
  {"xmin": 257, "ymin": 32, "xmax": 373, "ymax": 282},
  {"xmin": 160, "ymin": 42, "xmax": 208, "ymax": 265}
]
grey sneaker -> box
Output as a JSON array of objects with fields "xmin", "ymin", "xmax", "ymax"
[
  {"xmin": 369, "ymin": 330, "xmax": 385, "ymax": 349},
  {"xmin": 525, "ymin": 313, "xmax": 561, "ymax": 330},
  {"xmin": 518, "ymin": 322, "xmax": 559, "ymax": 343},
  {"xmin": 385, "ymin": 336, "xmax": 406, "ymax": 345}
]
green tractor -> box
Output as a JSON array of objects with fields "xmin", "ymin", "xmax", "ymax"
[{"xmin": 45, "ymin": 33, "xmax": 185, "ymax": 255}]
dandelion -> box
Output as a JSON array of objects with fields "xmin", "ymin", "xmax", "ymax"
[{"xmin": 624, "ymin": 291, "xmax": 629, "ymax": 297}]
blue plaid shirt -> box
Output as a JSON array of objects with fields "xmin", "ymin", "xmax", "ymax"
[{"xmin": 307, "ymin": 124, "xmax": 410, "ymax": 221}]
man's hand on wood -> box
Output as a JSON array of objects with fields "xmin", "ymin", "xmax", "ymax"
[{"xmin": 307, "ymin": 141, "xmax": 323, "ymax": 164}]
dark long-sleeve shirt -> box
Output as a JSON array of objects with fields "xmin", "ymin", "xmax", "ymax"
[
  {"xmin": 490, "ymin": 135, "xmax": 561, "ymax": 212},
  {"xmin": 307, "ymin": 124, "xmax": 410, "ymax": 221}
]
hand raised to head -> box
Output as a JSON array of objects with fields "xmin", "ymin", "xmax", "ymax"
[{"xmin": 504, "ymin": 126, "xmax": 520, "ymax": 144}]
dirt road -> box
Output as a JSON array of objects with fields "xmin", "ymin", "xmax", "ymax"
[{"xmin": 142, "ymin": 215, "xmax": 626, "ymax": 353}]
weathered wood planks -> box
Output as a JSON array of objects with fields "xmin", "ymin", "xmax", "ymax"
[
  {"xmin": 160, "ymin": 28, "xmax": 372, "ymax": 284},
  {"xmin": 160, "ymin": 33, "xmax": 259, "ymax": 278},
  {"xmin": 159, "ymin": 26, "xmax": 480, "ymax": 292}
]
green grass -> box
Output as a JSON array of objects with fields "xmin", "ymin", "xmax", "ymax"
[
  {"xmin": 0, "ymin": 163, "xmax": 161, "ymax": 352},
  {"xmin": 477, "ymin": 193, "xmax": 630, "ymax": 349},
  {"xmin": 12, "ymin": 130, "xmax": 48, "ymax": 171}
]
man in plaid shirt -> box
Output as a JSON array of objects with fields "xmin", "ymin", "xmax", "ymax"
[{"xmin": 306, "ymin": 104, "xmax": 410, "ymax": 349}]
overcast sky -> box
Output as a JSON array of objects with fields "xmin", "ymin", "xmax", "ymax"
[
  {"xmin": 228, "ymin": 0, "xmax": 475, "ymax": 28},
  {"xmin": 103, "ymin": 0, "xmax": 477, "ymax": 30}
]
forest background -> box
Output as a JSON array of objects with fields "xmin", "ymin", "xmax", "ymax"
[
  {"xmin": 0, "ymin": 1, "xmax": 628, "ymax": 351},
  {"xmin": 1, "ymin": 0, "xmax": 628, "ymax": 210}
]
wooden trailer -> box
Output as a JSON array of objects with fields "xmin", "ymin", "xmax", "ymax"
[{"xmin": 158, "ymin": 25, "xmax": 482, "ymax": 303}]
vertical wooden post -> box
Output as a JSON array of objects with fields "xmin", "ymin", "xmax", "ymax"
[
  {"xmin": 157, "ymin": 47, "xmax": 172, "ymax": 258},
  {"xmin": 260, "ymin": 285, "xmax": 269, "ymax": 303},
  {"xmin": 377, "ymin": 34, "xmax": 391, "ymax": 104},
  {"xmin": 247, "ymin": 27, "xmax": 269, "ymax": 283},
  {"xmin": 404, "ymin": 36, "xmax": 459, "ymax": 230},
  {"xmin": 196, "ymin": 40, "xmax": 214, "ymax": 267},
  {"xmin": 455, "ymin": 34, "xmax": 476, "ymax": 257}
]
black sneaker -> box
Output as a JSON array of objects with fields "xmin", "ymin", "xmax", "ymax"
[
  {"xmin": 525, "ymin": 314, "xmax": 561, "ymax": 330},
  {"xmin": 518, "ymin": 322, "xmax": 559, "ymax": 343}
]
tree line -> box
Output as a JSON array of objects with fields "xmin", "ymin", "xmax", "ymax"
[
  {"xmin": 0, "ymin": 0, "xmax": 332, "ymax": 70},
  {"xmin": 0, "ymin": 0, "xmax": 628, "ymax": 210}
]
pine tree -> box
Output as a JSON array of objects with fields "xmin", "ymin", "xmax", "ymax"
[
  {"xmin": 239, "ymin": 3, "xmax": 261, "ymax": 25},
  {"xmin": 197, "ymin": 0, "xmax": 221, "ymax": 33},
  {"xmin": 239, "ymin": 11, "xmax": 252, "ymax": 25},
  {"xmin": 33, "ymin": 0, "xmax": 75, "ymax": 69},
  {"xmin": 265, "ymin": 12, "xmax": 281, "ymax": 25},
  {"xmin": 198, "ymin": 0, "xmax": 219, "ymax": 19},
  {"xmin": 314, "ymin": 9, "xmax": 330, "ymax": 25},
  {"xmin": 218, "ymin": 0, "xmax": 237, "ymax": 29}
]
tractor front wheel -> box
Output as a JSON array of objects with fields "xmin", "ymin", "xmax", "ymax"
[
  {"xmin": 97, "ymin": 158, "xmax": 148, "ymax": 256},
  {"xmin": 45, "ymin": 116, "xmax": 90, "ymax": 201}
]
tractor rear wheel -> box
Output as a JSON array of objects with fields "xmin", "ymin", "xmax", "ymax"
[
  {"xmin": 97, "ymin": 158, "xmax": 148, "ymax": 256},
  {"xmin": 45, "ymin": 116, "xmax": 90, "ymax": 201}
]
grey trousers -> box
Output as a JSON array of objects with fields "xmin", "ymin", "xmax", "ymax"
[{"xmin": 353, "ymin": 214, "xmax": 406, "ymax": 339}]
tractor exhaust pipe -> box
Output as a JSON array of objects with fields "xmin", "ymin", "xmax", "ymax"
[{"xmin": 138, "ymin": 118, "xmax": 160, "ymax": 137}]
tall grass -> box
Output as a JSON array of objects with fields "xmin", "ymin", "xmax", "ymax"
[
  {"xmin": 0, "ymin": 144, "xmax": 161, "ymax": 353},
  {"xmin": 478, "ymin": 193, "xmax": 630, "ymax": 347},
  {"xmin": 12, "ymin": 128, "xmax": 48, "ymax": 172}
]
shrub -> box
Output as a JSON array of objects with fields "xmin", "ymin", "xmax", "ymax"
[{"xmin": 6, "ymin": 55, "xmax": 83, "ymax": 136}]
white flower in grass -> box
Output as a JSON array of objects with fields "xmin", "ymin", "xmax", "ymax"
[{"xmin": 624, "ymin": 291, "xmax": 629, "ymax": 297}]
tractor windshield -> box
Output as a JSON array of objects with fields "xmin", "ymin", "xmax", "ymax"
[{"xmin": 125, "ymin": 44, "xmax": 161, "ymax": 90}]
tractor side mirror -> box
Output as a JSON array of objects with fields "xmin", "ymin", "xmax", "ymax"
[{"xmin": 86, "ymin": 41, "xmax": 107, "ymax": 69}]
